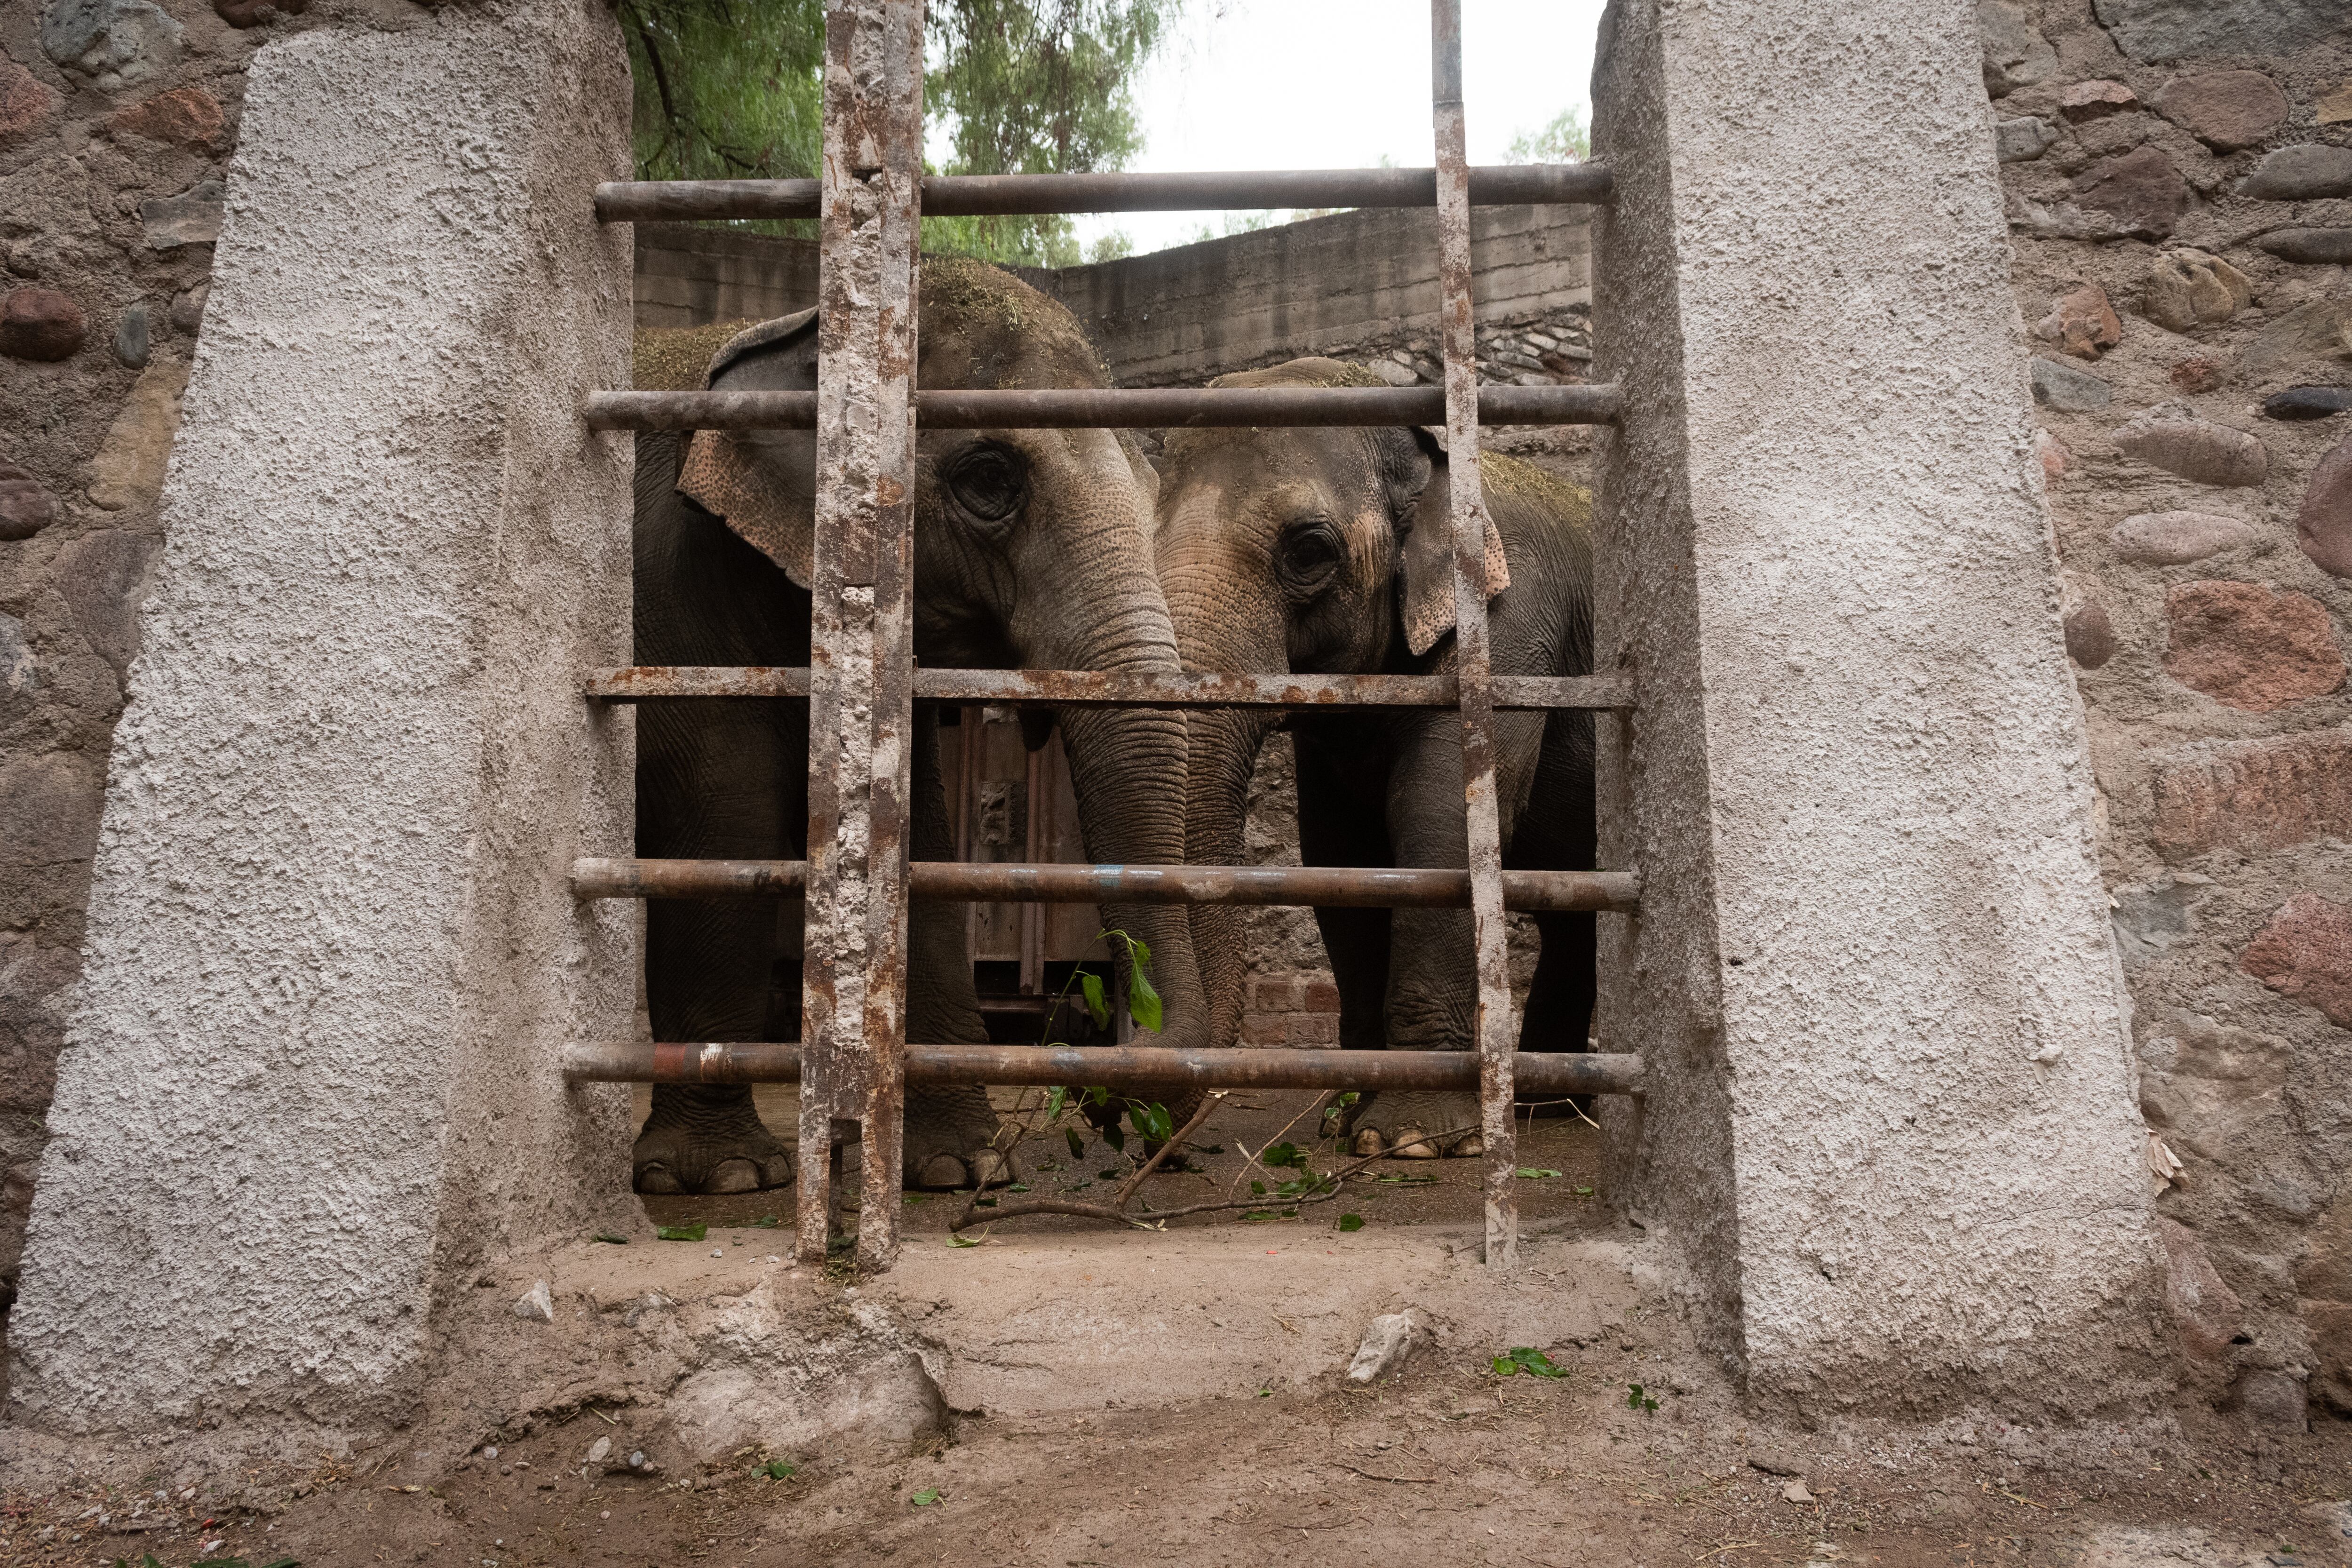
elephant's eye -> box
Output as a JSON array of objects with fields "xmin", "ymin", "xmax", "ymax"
[
  {"xmin": 1273, "ymin": 517, "xmax": 1345, "ymax": 600},
  {"xmin": 946, "ymin": 443, "xmax": 1028, "ymax": 530}
]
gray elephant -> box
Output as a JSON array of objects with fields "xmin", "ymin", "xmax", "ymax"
[
  {"xmin": 1156, "ymin": 357, "xmax": 1594, "ymax": 1160},
  {"xmin": 631, "ymin": 257, "xmax": 1203, "ymax": 1194}
]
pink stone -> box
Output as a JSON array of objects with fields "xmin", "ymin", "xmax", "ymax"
[
  {"xmin": 0, "ymin": 54, "xmax": 58, "ymax": 146},
  {"xmin": 2153, "ymin": 732, "xmax": 2352, "ymax": 859},
  {"xmin": 2153, "ymin": 71, "xmax": 2289, "ymax": 150},
  {"xmin": 2060, "ymin": 79, "xmax": 2138, "ymax": 122},
  {"xmin": 2037, "ymin": 430, "xmax": 2069, "ymax": 481},
  {"xmin": 2156, "ymin": 1218, "xmax": 2244, "ymax": 1361},
  {"xmin": 2035, "ymin": 283, "xmax": 2122, "ymax": 360},
  {"xmin": 2164, "ymin": 581, "xmax": 2345, "ymax": 712},
  {"xmin": 0, "ymin": 287, "xmax": 86, "ymax": 361},
  {"xmin": 2299, "ymin": 435, "xmax": 2352, "ymax": 579},
  {"xmin": 2243, "ymin": 894, "xmax": 2352, "ymax": 1030}
]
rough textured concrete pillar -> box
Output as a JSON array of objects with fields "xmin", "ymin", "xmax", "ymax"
[
  {"xmin": 1591, "ymin": 0, "xmax": 2166, "ymax": 1418},
  {"xmin": 6, "ymin": 0, "xmax": 639, "ymax": 1433}
]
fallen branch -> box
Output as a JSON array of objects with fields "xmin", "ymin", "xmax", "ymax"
[{"xmin": 950, "ymin": 1121, "xmax": 1478, "ymax": 1232}]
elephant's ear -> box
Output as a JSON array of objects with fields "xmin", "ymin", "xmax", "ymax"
[
  {"xmin": 1398, "ymin": 450, "xmax": 1511, "ymax": 658},
  {"xmin": 676, "ymin": 308, "xmax": 822, "ymax": 588}
]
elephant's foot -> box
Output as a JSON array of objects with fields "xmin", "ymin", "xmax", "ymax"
[
  {"xmin": 634, "ymin": 1086, "xmax": 795, "ymax": 1194},
  {"xmin": 1345, "ymin": 1089, "xmax": 1486, "ymax": 1160},
  {"xmin": 906, "ymin": 1083, "xmax": 1016, "ymax": 1191}
]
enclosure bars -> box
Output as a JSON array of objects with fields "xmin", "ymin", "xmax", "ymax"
[{"xmin": 581, "ymin": 0, "xmax": 1637, "ymax": 1270}]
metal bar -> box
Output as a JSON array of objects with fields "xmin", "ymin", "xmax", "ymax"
[
  {"xmin": 592, "ymin": 163, "xmax": 1613, "ymax": 223},
  {"xmin": 796, "ymin": 0, "xmax": 924, "ymax": 1271},
  {"xmin": 571, "ymin": 857, "xmax": 1642, "ymax": 913},
  {"xmin": 584, "ymin": 667, "xmax": 1636, "ymax": 711},
  {"xmin": 1432, "ymin": 0, "xmax": 1516, "ymax": 1270},
  {"xmin": 564, "ymin": 1041, "xmax": 1646, "ymax": 1097},
  {"xmin": 583, "ymin": 384, "xmax": 1621, "ymax": 432}
]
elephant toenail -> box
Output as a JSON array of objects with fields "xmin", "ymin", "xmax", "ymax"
[
  {"xmin": 636, "ymin": 1166, "xmax": 686, "ymax": 1195},
  {"xmin": 706, "ymin": 1158, "xmax": 763, "ymax": 1194}
]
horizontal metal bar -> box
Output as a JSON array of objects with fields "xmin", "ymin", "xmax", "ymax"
[
  {"xmin": 572, "ymin": 857, "xmax": 1641, "ymax": 913},
  {"xmin": 584, "ymin": 667, "xmax": 1636, "ymax": 711},
  {"xmin": 581, "ymin": 384, "xmax": 1621, "ymax": 433},
  {"xmin": 564, "ymin": 1041, "xmax": 1645, "ymax": 1096},
  {"xmin": 593, "ymin": 163, "xmax": 1613, "ymax": 223}
]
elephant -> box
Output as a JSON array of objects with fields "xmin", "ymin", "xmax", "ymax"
[
  {"xmin": 1155, "ymin": 357, "xmax": 1595, "ymax": 1160},
  {"xmin": 630, "ymin": 256, "xmax": 1204, "ymax": 1195}
]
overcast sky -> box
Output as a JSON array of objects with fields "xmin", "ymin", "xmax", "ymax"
[{"xmin": 1072, "ymin": 0, "xmax": 1610, "ymax": 255}]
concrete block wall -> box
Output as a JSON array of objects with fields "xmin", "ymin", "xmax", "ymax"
[{"xmin": 0, "ymin": 0, "xmax": 429, "ymax": 1315}]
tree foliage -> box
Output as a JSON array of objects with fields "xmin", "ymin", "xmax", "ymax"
[
  {"xmin": 1506, "ymin": 105, "xmax": 1589, "ymax": 164},
  {"xmin": 618, "ymin": 0, "xmax": 1179, "ymax": 265}
]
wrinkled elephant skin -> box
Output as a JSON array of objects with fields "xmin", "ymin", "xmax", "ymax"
[
  {"xmin": 633, "ymin": 259, "xmax": 1204, "ymax": 1194},
  {"xmin": 1155, "ymin": 358, "xmax": 1597, "ymax": 1159}
]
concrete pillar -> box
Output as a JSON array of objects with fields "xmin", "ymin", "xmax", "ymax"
[
  {"xmin": 1590, "ymin": 0, "xmax": 2167, "ymax": 1417},
  {"xmin": 6, "ymin": 0, "xmax": 639, "ymax": 1433}
]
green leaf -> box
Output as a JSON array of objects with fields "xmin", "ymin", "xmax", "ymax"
[
  {"xmin": 1250, "ymin": 1180, "xmax": 1266, "ymax": 1196},
  {"xmin": 1008, "ymin": 1182, "xmax": 1031, "ymax": 1192},
  {"xmin": 1079, "ymin": 971, "xmax": 1110, "ymax": 1028},
  {"xmin": 1045, "ymin": 1085, "xmax": 1068, "ymax": 1122},
  {"xmin": 1337, "ymin": 1214, "xmax": 1365, "ymax": 1233},
  {"xmin": 911, "ymin": 1486, "xmax": 943, "ymax": 1506},
  {"xmin": 1083, "ymin": 1085, "xmax": 1111, "ymax": 1107},
  {"xmin": 1516, "ymin": 1167, "xmax": 1562, "ymax": 1179},
  {"xmin": 974, "ymin": 1195, "xmax": 998, "ymax": 1207},
  {"xmin": 1261, "ymin": 1141, "xmax": 1307, "ymax": 1169},
  {"xmin": 655, "ymin": 1223, "xmax": 707, "ymax": 1242},
  {"xmin": 193, "ymin": 1560, "xmax": 252, "ymax": 1567},
  {"xmin": 593, "ymin": 1232, "xmax": 628, "ymax": 1245},
  {"xmin": 949, "ymin": 1234, "xmax": 983, "ymax": 1248},
  {"xmin": 755, "ymin": 1213, "xmax": 782, "ymax": 1227},
  {"xmin": 1257, "ymin": 1386, "xmax": 1274, "ymax": 1397},
  {"xmin": 1241, "ymin": 1210, "xmax": 1278, "ymax": 1222},
  {"xmin": 1098, "ymin": 1167, "xmax": 1125, "ymax": 1180},
  {"xmin": 1492, "ymin": 1347, "xmax": 1567, "ymax": 1379},
  {"xmin": 1130, "ymin": 1101, "xmax": 1174, "ymax": 1144},
  {"xmin": 1100, "ymin": 1120, "xmax": 1125, "ymax": 1153},
  {"xmin": 1126, "ymin": 949, "xmax": 1163, "ymax": 1034},
  {"xmin": 764, "ymin": 1460, "xmax": 796, "ymax": 1480},
  {"xmin": 903, "ymin": 1192, "xmax": 929, "ymax": 1205},
  {"xmin": 1336, "ymin": 1091, "xmax": 1359, "ymax": 1107},
  {"xmin": 1574, "ymin": 1185, "xmax": 1595, "ymax": 1197},
  {"xmin": 1626, "ymin": 1382, "xmax": 1657, "ymax": 1410},
  {"xmin": 260, "ymin": 1558, "xmax": 302, "ymax": 1568},
  {"xmin": 1065, "ymin": 1126, "xmax": 1086, "ymax": 1159}
]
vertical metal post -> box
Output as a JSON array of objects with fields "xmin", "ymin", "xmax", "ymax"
[
  {"xmin": 798, "ymin": 0, "xmax": 923, "ymax": 1270},
  {"xmin": 1431, "ymin": 0, "xmax": 1517, "ymax": 1268}
]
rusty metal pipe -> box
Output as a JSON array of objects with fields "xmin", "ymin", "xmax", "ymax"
[
  {"xmin": 592, "ymin": 164, "xmax": 1613, "ymax": 223},
  {"xmin": 581, "ymin": 384, "xmax": 1621, "ymax": 433},
  {"xmin": 562, "ymin": 1041, "xmax": 1644, "ymax": 1096},
  {"xmin": 584, "ymin": 666, "xmax": 1635, "ymax": 711},
  {"xmin": 571, "ymin": 857, "xmax": 1640, "ymax": 913}
]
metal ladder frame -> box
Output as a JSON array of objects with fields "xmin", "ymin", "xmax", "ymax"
[{"xmin": 579, "ymin": 0, "xmax": 1635, "ymax": 1272}]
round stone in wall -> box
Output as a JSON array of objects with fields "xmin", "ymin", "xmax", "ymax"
[
  {"xmin": 2267, "ymin": 388, "xmax": 2352, "ymax": 422},
  {"xmin": 2113, "ymin": 510, "xmax": 2257, "ymax": 565},
  {"xmin": 2064, "ymin": 600, "xmax": 2116, "ymax": 669},
  {"xmin": 2241, "ymin": 145, "xmax": 2352, "ymax": 202},
  {"xmin": 2163, "ymin": 581, "xmax": 2346, "ymax": 711},
  {"xmin": 2030, "ymin": 356, "xmax": 2111, "ymax": 411},
  {"xmin": 2241, "ymin": 893, "xmax": 2352, "ymax": 1031},
  {"xmin": 2152, "ymin": 70, "xmax": 2288, "ymax": 151},
  {"xmin": 0, "ymin": 462, "xmax": 57, "ymax": 541},
  {"xmin": 2114, "ymin": 417, "xmax": 2267, "ymax": 488},
  {"xmin": 2299, "ymin": 435, "xmax": 2352, "ymax": 578},
  {"xmin": 0, "ymin": 287, "xmax": 86, "ymax": 361},
  {"xmin": 2259, "ymin": 230, "xmax": 2352, "ymax": 266}
]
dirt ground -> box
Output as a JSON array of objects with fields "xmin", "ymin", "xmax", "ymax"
[{"xmin": 8, "ymin": 1104, "xmax": 2350, "ymax": 1568}]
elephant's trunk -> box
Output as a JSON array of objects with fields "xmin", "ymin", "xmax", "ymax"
[
  {"xmin": 1012, "ymin": 453, "xmax": 1207, "ymax": 1058},
  {"xmin": 1158, "ymin": 537, "xmax": 1289, "ymax": 1053}
]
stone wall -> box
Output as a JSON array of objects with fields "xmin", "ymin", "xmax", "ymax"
[
  {"xmin": 1983, "ymin": 0, "xmax": 2352, "ymax": 1432},
  {"xmin": 0, "ymin": 0, "xmax": 434, "ymax": 1313}
]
